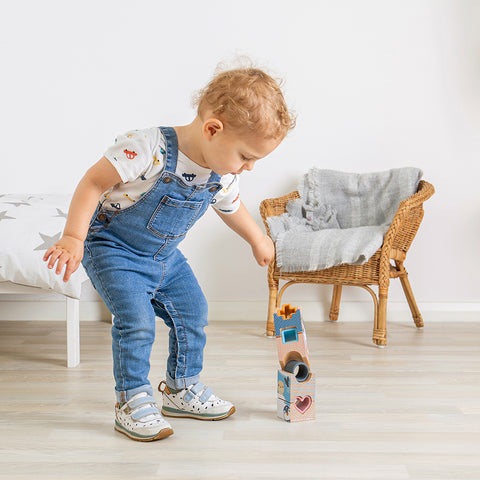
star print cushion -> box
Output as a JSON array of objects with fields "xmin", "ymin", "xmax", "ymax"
[{"xmin": 0, "ymin": 194, "xmax": 88, "ymax": 298}]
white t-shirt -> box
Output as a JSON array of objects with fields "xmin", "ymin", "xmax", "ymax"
[{"xmin": 102, "ymin": 127, "xmax": 241, "ymax": 213}]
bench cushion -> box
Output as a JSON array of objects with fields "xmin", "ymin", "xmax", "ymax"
[{"xmin": 0, "ymin": 194, "xmax": 88, "ymax": 298}]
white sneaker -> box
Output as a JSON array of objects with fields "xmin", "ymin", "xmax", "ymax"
[
  {"xmin": 115, "ymin": 391, "xmax": 174, "ymax": 441},
  {"xmin": 159, "ymin": 381, "xmax": 235, "ymax": 421}
]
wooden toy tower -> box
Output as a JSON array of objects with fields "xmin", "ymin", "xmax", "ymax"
[{"xmin": 275, "ymin": 304, "xmax": 315, "ymax": 422}]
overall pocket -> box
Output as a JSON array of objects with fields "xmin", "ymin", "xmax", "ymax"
[{"xmin": 147, "ymin": 195, "xmax": 203, "ymax": 238}]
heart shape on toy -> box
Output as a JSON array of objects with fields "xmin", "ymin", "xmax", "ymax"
[{"xmin": 294, "ymin": 395, "xmax": 312, "ymax": 414}]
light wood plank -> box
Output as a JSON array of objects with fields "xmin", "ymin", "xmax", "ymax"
[{"xmin": 0, "ymin": 319, "xmax": 479, "ymax": 479}]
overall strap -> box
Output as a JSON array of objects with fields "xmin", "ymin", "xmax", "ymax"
[
  {"xmin": 208, "ymin": 170, "xmax": 222, "ymax": 184},
  {"xmin": 159, "ymin": 127, "xmax": 179, "ymax": 173},
  {"xmin": 160, "ymin": 126, "xmax": 222, "ymax": 186}
]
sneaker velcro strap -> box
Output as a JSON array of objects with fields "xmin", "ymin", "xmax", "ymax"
[
  {"xmin": 131, "ymin": 405, "xmax": 160, "ymax": 421},
  {"xmin": 183, "ymin": 390, "xmax": 195, "ymax": 402},
  {"xmin": 190, "ymin": 383, "xmax": 205, "ymax": 395},
  {"xmin": 199, "ymin": 387, "xmax": 214, "ymax": 403},
  {"xmin": 128, "ymin": 395, "xmax": 157, "ymax": 409}
]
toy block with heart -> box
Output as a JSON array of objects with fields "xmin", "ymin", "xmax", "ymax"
[
  {"xmin": 274, "ymin": 304, "xmax": 316, "ymax": 422},
  {"xmin": 277, "ymin": 369, "xmax": 316, "ymax": 422}
]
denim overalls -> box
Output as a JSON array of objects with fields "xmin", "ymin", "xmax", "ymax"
[{"xmin": 82, "ymin": 127, "xmax": 222, "ymax": 402}]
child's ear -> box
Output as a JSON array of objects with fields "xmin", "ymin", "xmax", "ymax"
[{"xmin": 203, "ymin": 118, "xmax": 224, "ymax": 139}]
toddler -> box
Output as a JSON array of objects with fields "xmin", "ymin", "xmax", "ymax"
[{"xmin": 44, "ymin": 66, "xmax": 295, "ymax": 441}]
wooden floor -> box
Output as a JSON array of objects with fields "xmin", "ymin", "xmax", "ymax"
[{"xmin": 1, "ymin": 318, "xmax": 480, "ymax": 480}]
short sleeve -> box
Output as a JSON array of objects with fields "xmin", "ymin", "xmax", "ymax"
[
  {"xmin": 212, "ymin": 175, "xmax": 241, "ymax": 214},
  {"xmin": 104, "ymin": 130, "xmax": 155, "ymax": 183}
]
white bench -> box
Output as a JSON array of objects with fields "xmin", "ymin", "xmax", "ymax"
[
  {"xmin": 0, "ymin": 281, "xmax": 80, "ymax": 367},
  {"xmin": 0, "ymin": 194, "xmax": 87, "ymax": 367}
]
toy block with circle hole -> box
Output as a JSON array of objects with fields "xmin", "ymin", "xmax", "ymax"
[
  {"xmin": 277, "ymin": 369, "xmax": 316, "ymax": 422},
  {"xmin": 274, "ymin": 304, "xmax": 311, "ymax": 371},
  {"xmin": 274, "ymin": 304, "xmax": 315, "ymax": 422}
]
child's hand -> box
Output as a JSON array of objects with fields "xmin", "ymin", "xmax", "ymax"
[
  {"xmin": 43, "ymin": 235, "xmax": 84, "ymax": 282},
  {"xmin": 251, "ymin": 234, "xmax": 275, "ymax": 267}
]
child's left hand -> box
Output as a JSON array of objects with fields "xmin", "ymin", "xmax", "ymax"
[{"xmin": 251, "ymin": 234, "xmax": 275, "ymax": 267}]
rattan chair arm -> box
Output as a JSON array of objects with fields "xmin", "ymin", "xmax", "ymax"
[
  {"xmin": 259, "ymin": 191, "xmax": 300, "ymax": 237},
  {"xmin": 381, "ymin": 180, "xmax": 435, "ymax": 253},
  {"xmin": 378, "ymin": 180, "xmax": 435, "ymax": 287},
  {"xmin": 397, "ymin": 180, "xmax": 435, "ymax": 212}
]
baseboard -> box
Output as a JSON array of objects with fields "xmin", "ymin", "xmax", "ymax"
[
  {"xmin": 0, "ymin": 299, "xmax": 479, "ymax": 322},
  {"xmin": 207, "ymin": 301, "xmax": 480, "ymax": 323}
]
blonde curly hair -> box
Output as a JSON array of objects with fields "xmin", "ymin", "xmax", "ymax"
[{"xmin": 193, "ymin": 67, "xmax": 296, "ymax": 140}]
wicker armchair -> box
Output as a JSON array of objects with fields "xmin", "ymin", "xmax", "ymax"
[{"xmin": 260, "ymin": 180, "xmax": 435, "ymax": 346}]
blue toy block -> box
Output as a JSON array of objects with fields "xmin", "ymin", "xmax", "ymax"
[
  {"xmin": 274, "ymin": 304, "xmax": 304, "ymax": 337},
  {"xmin": 277, "ymin": 370, "xmax": 292, "ymax": 402},
  {"xmin": 281, "ymin": 326, "xmax": 298, "ymax": 344}
]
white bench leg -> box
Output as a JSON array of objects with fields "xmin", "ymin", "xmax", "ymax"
[{"xmin": 66, "ymin": 297, "xmax": 80, "ymax": 367}]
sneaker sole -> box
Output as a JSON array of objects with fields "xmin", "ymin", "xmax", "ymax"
[
  {"xmin": 114, "ymin": 421, "xmax": 174, "ymax": 442},
  {"xmin": 161, "ymin": 405, "xmax": 236, "ymax": 421}
]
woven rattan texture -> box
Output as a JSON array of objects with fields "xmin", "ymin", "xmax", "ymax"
[{"xmin": 260, "ymin": 180, "xmax": 435, "ymax": 346}]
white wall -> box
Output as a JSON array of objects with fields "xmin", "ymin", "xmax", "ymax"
[{"xmin": 1, "ymin": 0, "xmax": 479, "ymax": 309}]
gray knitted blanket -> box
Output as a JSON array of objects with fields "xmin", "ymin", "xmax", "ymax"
[{"xmin": 267, "ymin": 168, "xmax": 422, "ymax": 272}]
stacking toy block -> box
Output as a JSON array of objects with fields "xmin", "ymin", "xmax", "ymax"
[
  {"xmin": 277, "ymin": 370, "xmax": 316, "ymax": 422},
  {"xmin": 274, "ymin": 304, "xmax": 316, "ymax": 422}
]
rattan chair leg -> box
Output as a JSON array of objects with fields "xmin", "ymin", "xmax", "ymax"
[
  {"xmin": 395, "ymin": 261, "xmax": 424, "ymax": 328},
  {"xmin": 329, "ymin": 285, "xmax": 342, "ymax": 321},
  {"xmin": 373, "ymin": 287, "xmax": 388, "ymax": 346},
  {"xmin": 266, "ymin": 282, "xmax": 279, "ymax": 336}
]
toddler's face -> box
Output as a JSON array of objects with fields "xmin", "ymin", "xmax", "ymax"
[{"xmin": 203, "ymin": 128, "xmax": 281, "ymax": 177}]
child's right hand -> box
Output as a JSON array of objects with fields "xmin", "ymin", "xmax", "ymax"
[
  {"xmin": 251, "ymin": 234, "xmax": 275, "ymax": 267},
  {"xmin": 43, "ymin": 235, "xmax": 84, "ymax": 283}
]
